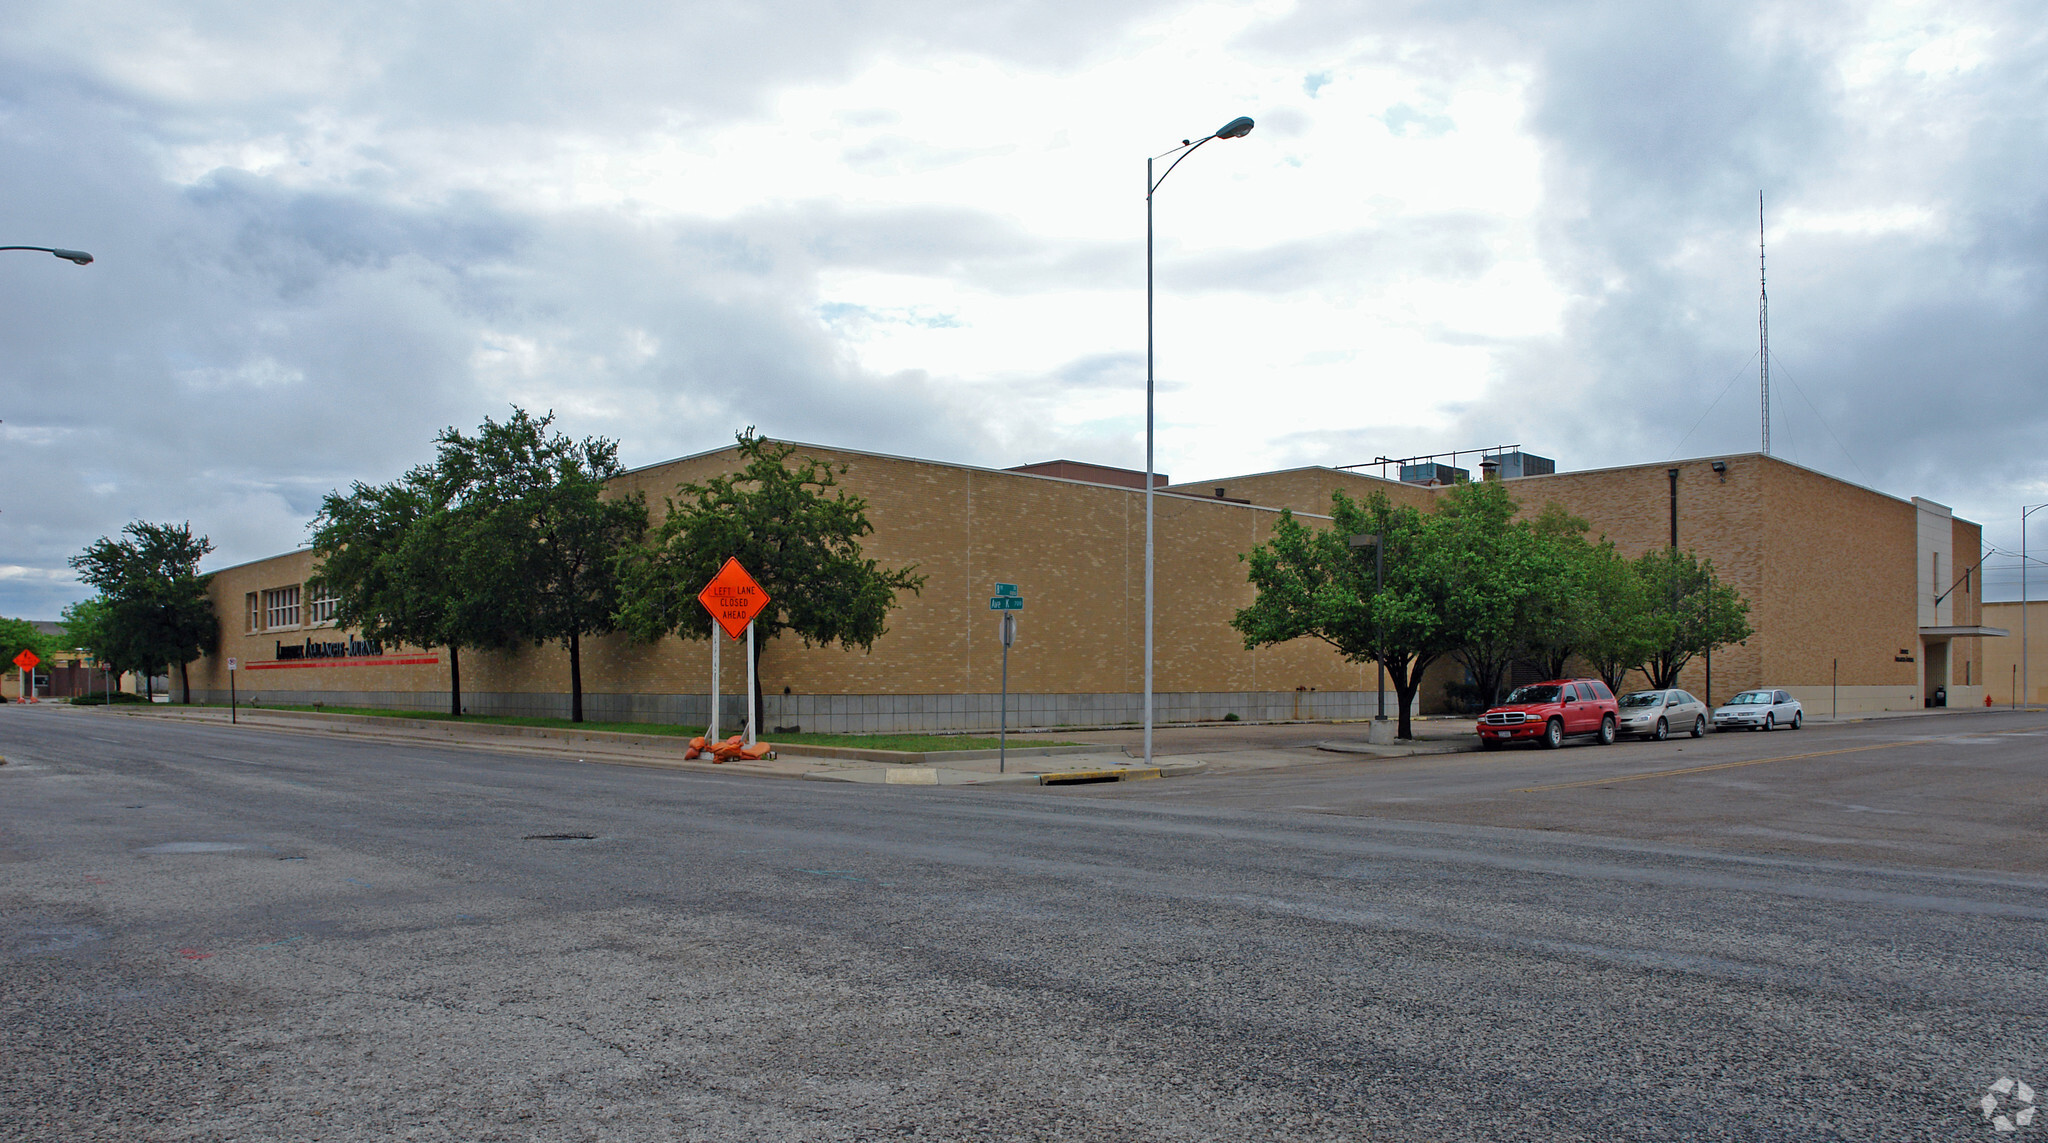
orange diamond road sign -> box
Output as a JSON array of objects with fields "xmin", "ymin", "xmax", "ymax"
[
  {"xmin": 12, "ymin": 649, "xmax": 39, "ymax": 671},
  {"xmin": 697, "ymin": 557, "xmax": 770, "ymax": 640}
]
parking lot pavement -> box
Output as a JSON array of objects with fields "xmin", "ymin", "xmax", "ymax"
[{"xmin": 1054, "ymin": 708, "xmax": 2048, "ymax": 873}]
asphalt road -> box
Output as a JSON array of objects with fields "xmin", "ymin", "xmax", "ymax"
[{"xmin": 5, "ymin": 704, "xmax": 2046, "ymax": 1141}]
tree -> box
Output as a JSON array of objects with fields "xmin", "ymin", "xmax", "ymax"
[
  {"xmin": 1571, "ymin": 541, "xmax": 1654, "ymax": 695},
  {"xmin": 1429, "ymin": 481, "xmax": 1579, "ymax": 708},
  {"xmin": 1, "ymin": 616, "xmax": 62, "ymax": 696},
  {"xmin": 616, "ymin": 430, "xmax": 926, "ymax": 724},
  {"xmin": 308, "ymin": 465, "xmax": 524, "ymax": 718},
  {"xmin": 435, "ymin": 408, "xmax": 647, "ymax": 723},
  {"xmin": 67, "ymin": 522, "xmax": 218, "ymax": 702},
  {"xmin": 1234, "ymin": 491, "xmax": 1452, "ymax": 739},
  {"xmin": 59, "ymin": 598, "xmax": 124, "ymax": 691},
  {"xmin": 1633, "ymin": 546, "xmax": 1752, "ymax": 689}
]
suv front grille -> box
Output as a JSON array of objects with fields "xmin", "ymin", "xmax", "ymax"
[{"xmin": 1481, "ymin": 712, "xmax": 1529, "ymax": 726}]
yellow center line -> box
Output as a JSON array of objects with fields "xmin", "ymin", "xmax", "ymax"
[{"xmin": 1511, "ymin": 723, "xmax": 2048, "ymax": 794}]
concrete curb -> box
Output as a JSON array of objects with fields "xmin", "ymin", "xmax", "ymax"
[
  {"xmin": 1315, "ymin": 738, "xmax": 1474, "ymax": 757},
  {"xmin": 775, "ymin": 742, "xmax": 1099, "ymax": 764}
]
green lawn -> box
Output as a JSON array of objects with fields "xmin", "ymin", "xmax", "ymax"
[{"xmin": 182, "ymin": 703, "xmax": 1074, "ymax": 752}]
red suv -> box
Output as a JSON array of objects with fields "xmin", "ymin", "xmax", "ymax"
[{"xmin": 1475, "ymin": 679, "xmax": 1619, "ymax": 750}]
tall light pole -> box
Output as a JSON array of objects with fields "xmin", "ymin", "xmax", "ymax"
[
  {"xmin": 1, "ymin": 246, "xmax": 94, "ymax": 265},
  {"xmin": 2025, "ymin": 503, "xmax": 2047, "ymax": 708},
  {"xmin": 1145, "ymin": 115, "xmax": 1253, "ymax": 768}
]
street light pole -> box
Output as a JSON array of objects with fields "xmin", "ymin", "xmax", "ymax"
[
  {"xmin": 1349, "ymin": 533, "xmax": 1386, "ymax": 722},
  {"xmin": 2025, "ymin": 504, "xmax": 2047, "ymax": 708},
  {"xmin": 1144, "ymin": 115, "xmax": 1252, "ymax": 768}
]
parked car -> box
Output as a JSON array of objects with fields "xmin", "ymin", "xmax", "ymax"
[
  {"xmin": 1476, "ymin": 678, "xmax": 1620, "ymax": 749},
  {"xmin": 1616, "ymin": 689, "xmax": 1709, "ymax": 740},
  {"xmin": 1712, "ymin": 688, "xmax": 1804, "ymax": 731}
]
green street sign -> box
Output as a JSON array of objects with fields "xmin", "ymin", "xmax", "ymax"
[
  {"xmin": 994, "ymin": 582, "xmax": 1020, "ymax": 597},
  {"xmin": 988, "ymin": 596, "xmax": 1023, "ymax": 610}
]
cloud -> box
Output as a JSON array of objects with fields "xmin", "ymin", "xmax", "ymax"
[{"xmin": 4, "ymin": 0, "xmax": 2046, "ymax": 617}]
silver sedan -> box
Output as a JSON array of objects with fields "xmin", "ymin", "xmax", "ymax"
[
  {"xmin": 1712, "ymin": 688, "xmax": 1804, "ymax": 731},
  {"xmin": 1616, "ymin": 689, "xmax": 1708, "ymax": 739}
]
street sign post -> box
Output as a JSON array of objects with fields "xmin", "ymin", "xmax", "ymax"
[
  {"xmin": 227, "ymin": 658, "xmax": 238, "ymax": 724},
  {"xmin": 12, "ymin": 648, "xmax": 39, "ymax": 703},
  {"xmin": 989, "ymin": 586, "xmax": 1023, "ymax": 771},
  {"xmin": 697, "ymin": 558, "xmax": 771, "ymax": 746}
]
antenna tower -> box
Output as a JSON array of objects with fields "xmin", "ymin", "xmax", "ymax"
[{"xmin": 1758, "ymin": 191, "xmax": 1770, "ymax": 455}]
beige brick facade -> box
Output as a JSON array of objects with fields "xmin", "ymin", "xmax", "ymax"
[
  {"xmin": 1983, "ymin": 601, "xmax": 2048, "ymax": 705},
  {"xmin": 181, "ymin": 444, "xmax": 1990, "ymax": 728}
]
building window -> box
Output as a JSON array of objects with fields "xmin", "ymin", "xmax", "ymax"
[
  {"xmin": 263, "ymin": 585, "xmax": 300, "ymax": 630},
  {"xmin": 307, "ymin": 587, "xmax": 339, "ymax": 626},
  {"xmin": 247, "ymin": 592, "xmax": 261, "ymax": 633}
]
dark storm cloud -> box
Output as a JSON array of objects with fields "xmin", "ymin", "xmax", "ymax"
[
  {"xmin": 5, "ymin": 0, "xmax": 2045, "ymax": 618},
  {"xmin": 1248, "ymin": 0, "xmax": 2048, "ymax": 564}
]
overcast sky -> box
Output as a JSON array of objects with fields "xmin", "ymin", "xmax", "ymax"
[{"xmin": 4, "ymin": 0, "xmax": 2045, "ymax": 617}]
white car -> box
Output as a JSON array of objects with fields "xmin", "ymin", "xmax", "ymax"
[
  {"xmin": 1616, "ymin": 689, "xmax": 1708, "ymax": 739},
  {"xmin": 1712, "ymin": 688, "xmax": 1804, "ymax": 731}
]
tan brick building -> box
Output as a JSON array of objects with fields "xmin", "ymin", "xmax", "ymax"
[
  {"xmin": 1982, "ymin": 601, "xmax": 2048, "ymax": 706},
  {"xmin": 178, "ymin": 443, "xmax": 2000, "ymax": 729}
]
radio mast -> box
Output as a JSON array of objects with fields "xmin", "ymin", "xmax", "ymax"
[{"xmin": 1758, "ymin": 192, "xmax": 1770, "ymax": 455}]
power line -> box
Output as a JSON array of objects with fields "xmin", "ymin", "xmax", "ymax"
[{"xmin": 1668, "ymin": 349, "xmax": 1759, "ymax": 460}]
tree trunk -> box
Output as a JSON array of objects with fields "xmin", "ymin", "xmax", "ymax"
[
  {"xmin": 448, "ymin": 644, "xmax": 462, "ymax": 718},
  {"xmin": 179, "ymin": 660, "xmax": 191, "ymax": 704},
  {"xmin": 1392, "ymin": 671, "xmax": 1425, "ymax": 745},
  {"xmin": 568, "ymin": 628, "xmax": 583, "ymax": 723}
]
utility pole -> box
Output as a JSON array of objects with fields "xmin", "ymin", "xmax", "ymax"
[{"xmin": 1759, "ymin": 192, "xmax": 1771, "ymax": 456}]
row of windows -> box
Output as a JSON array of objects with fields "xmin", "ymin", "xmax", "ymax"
[{"xmin": 245, "ymin": 584, "xmax": 339, "ymax": 632}]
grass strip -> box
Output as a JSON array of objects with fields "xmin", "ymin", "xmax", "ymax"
[{"xmin": 170, "ymin": 703, "xmax": 1075, "ymax": 752}]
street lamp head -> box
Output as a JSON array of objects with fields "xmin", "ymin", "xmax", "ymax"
[
  {"xmin": 51, "ymin": 249, "xmax": 93, "ymax": 265},
  {"xmin": 1215, "ymin": 116, "xmax": 1255, "ymax": 139}
]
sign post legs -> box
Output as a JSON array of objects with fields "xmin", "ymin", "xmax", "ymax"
[
  {"xmin": 745, "ymin": 620, "xmax": 758, "ymax": 748},
  {"xmin": 709, "ymin": 619, "xmax": 720, "ymax": 742},
  {"xmin": 230, "ymin": 666, "xmax": 237, "ymax": 724},
  {"xmin": 999, "ymin": 615, "xmax": 1012, "ymax": 774}
]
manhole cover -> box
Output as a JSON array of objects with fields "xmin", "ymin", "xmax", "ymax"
[{"xmin": 523, "ymin": 834, "xmax": 596, "ymax": 841}]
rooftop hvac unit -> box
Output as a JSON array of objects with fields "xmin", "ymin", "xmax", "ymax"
[
  {"xmin": 1400, "ymin": 462, "xmax": 1469, "ymax": 485},
  {"xmin": 1493, "ymin": 451, "xmax": 1555, "ymax": 478}
]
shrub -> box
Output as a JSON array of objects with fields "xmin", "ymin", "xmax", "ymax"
[{"xmin": 70, "ymin": 691, "xmax": 147, "ymax": 705}]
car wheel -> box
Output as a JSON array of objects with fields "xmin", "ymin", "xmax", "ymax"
[
  {"xmin": 1762, "ymin": 713, "xmax": 1774, "ymax": 732},
  {"xmin": 1653, "ymin": 717, "xmax": 1669, "ymax": 741},
  {"xmin": 1791, "ymin": 710, "xmax": 1803, "ymax": 730},
  {"xmin": 1691, "ymin": 716, "xmax": 1705, "ymax": 738},
  {"xmin": 1542, "ymin": 718, "xmax": 1564, "ymax": 749},
  {"xmin": 1597, "ymin": 715, "xmax": 1617, "ymax": 745}
]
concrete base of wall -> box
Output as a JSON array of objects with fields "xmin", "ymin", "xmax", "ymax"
[
  {"xmin": 1780, "ymin": 684, "xmax": 1979, "ymax": 716},
  {"xmin": 174, "ymin": 688, "xmax": 1417, "ymax": 734}
]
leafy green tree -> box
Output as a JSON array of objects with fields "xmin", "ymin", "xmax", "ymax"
[
  {"xmin": 1633, "ymin": 546, "xmax": 1752, "ymax": 689},
  {"xmin": 1, "ymin": 616, "xmax": 62, "ymax": 695},
  {"xmin": 435, "ymin": 408, "xmax": 647, "ymax": 723},
  {"xmin": 1571, "ymin": 541, "xmax": 1654, "ymax": 694},
  {"xmin": 309, "ymin": 465, "xmax": 524, "ymax": 718},
  {"xmin": 1234, "ymin": 491, "xmax": 1451, "ymax": 739},
  {"xmin": 1429, "ymin": 481, "xmax": 1584, "ymax": 707},
  {"xmin": 59, "ymin": 597, "xmax": 125, "ymax": 691},
  {"xmin": 67, "ymin": 522, "xmax": 218, "ymax": 702},
  {"xmin": 617, "ymin": 430, "xmax": 926, "ymax": 724}
]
